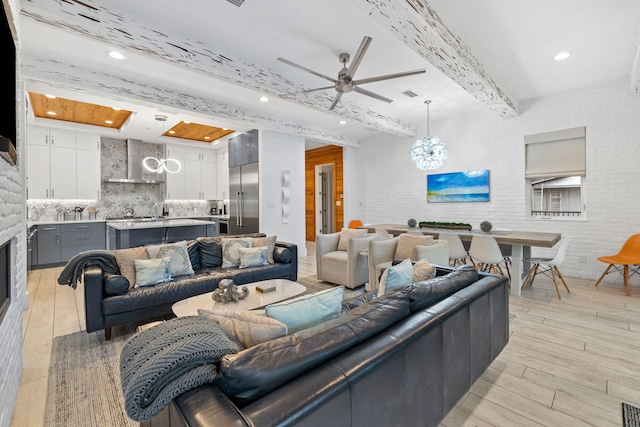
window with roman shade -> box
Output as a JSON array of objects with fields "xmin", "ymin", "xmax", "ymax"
[{"xmin": 525, "ymin": 126, "xmax": 586, "ymax": 219}]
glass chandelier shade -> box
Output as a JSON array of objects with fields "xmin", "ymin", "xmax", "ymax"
[{"xmin": 411, "ymin": 100, "xmax": 447, "ymax": 171}]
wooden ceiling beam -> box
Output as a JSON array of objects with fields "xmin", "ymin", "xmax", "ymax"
[
  {"xmin": 349, "ymin": 0, "xmax": 519, "ymax": 118},
  {"xmin": 21, "ymin": 0, "xmax": 417, "ymax": 137}
]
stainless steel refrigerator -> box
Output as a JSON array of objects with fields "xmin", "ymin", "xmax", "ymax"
[{"xmin": 228, "ymin": 162, "xmax": 259, "ymax": 234}]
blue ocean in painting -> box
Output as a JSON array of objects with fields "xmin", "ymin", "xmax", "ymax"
[{"xmin": 427, "ymin": 170, "xmax": 490, "ymax": 203}]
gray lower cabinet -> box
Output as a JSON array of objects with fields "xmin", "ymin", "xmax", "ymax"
[
  {"xmin": 36, "ymin": 224, "xmax": 61, "ymax": 265},
  {"xmin": 35, "ymin": 222, "xmax": 106, "ymax": 267}
]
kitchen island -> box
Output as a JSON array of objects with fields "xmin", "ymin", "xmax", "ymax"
[{"xmin": 106, "ymin": 218, "xmax": 216, "ymax": 250}]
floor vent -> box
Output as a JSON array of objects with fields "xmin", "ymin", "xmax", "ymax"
[
  {"xmin": 401, "ymin": 90, "xmax": 419, "ymax": 98},
  {"xmin": 226, "ymin": 0, "xmax": 245, "ymax": 6}
]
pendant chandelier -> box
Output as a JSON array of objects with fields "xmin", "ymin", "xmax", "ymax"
[{"xmin": 411, "ymin": 100, "xmax": 447, "ymax": 171}]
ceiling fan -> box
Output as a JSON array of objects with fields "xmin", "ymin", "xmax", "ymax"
[{"xmin": 278, "ymin": 36, "xmax": 426, "ymax": 110}]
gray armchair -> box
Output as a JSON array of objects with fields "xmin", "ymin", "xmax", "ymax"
[{"xmin": 316, "ymin": 232, "xmax": 378, "ymax": 289}]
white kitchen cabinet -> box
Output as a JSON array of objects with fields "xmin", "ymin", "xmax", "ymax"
[
  {"xmin": 216, "ymin": 150, "xmax": 229, "ymax": 199},
  {"xmin": 26, "ymin": 126, "xmax": 101, "ymax": 200},
  {"xmin": 165, "ymin": 145, "xmax": 217, "ymax": 200}
]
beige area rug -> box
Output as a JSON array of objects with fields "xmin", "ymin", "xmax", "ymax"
[
  {"xmin": 45, "ymin": 323, "xmax": 141, "ymax": 427},
  {"xmin": 44, "ymin": 278, "xmax": 361, "ymax": 427}
]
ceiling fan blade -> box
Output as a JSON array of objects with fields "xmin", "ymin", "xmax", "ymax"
[
  {"xmin": 354, "ymin": 86, "xmax": 393, "ymax": 103},
  {"xmin": 329, "ymin": 93, "xmax": 343, "ymax": 110},
  {"xmin": 280, "ymin": 85, "xmax": 335, "ymax": 97},
  {"xmin": 354, "ymin": 69, "xmax": 426, "ymax": 86},
  {"xmin": 345, "ymin": 36, "xmax": 372, "ymax": 79},
  {"xmin": 277, "ymin": 57, "xmax": 336, "ymax": 83}
]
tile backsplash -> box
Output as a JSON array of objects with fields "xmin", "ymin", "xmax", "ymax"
[{"xmin": 27, "ymin": 137, "xmax": 222, "ymax": 222}]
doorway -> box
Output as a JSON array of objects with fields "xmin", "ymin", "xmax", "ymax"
[{"xmin": 315, "ymin": 164, "xmax": 334, "ymax": 235}]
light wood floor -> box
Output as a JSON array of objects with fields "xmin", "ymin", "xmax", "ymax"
[{"xmin": 10, "ymin": 243, "xmax": 640, "ymax": 427}]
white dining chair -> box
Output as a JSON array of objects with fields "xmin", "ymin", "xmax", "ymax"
[
  {"xmin": 374, "ymin": 228, "xmax": 393, "ymax": 241},
  {"xmin": 438, "ymin": 232, "xmax": 473, "ymax": 267},
  {"xmin": 521, "ymin": 236, "xmax": 573, "ymax": 299},
  {"xmin": 406, "ymin": 230, "xmax": 424, "ymax": 236},
  {"xmin": 469, "ymin": 235, "xmax": 510, "ymax": 281}
]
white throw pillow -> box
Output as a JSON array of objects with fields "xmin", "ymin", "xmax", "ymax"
[
  {"xmin": 134, "ymin": 257, "xmax": 172, "ymax": 287},
  {"xmin": 252, "ymin": 235, "xmax": 277, "ymax": 264},
  {"xmin": 221, "ymin": 238, "xmax": 253, "ymax": 268},
  {"xmin": 337, "ymin": 228, "xmax": 367, "ymax": 251},
  {"xmin": 395, "ymin": 234, "xmax": 434, "ymax": 260},
  {"xmin": 413, "ymin": 258, "xmax": 436, "ymax": 282},
  {"xmin": 198, "ymin": 309, "xmax": 288, "ymax": 348},
  {"xmin": 146, "ymin": 240, "xmax": 194, "ymax": 277}
]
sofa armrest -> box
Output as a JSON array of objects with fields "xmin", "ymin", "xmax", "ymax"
[
  {"xmin": 275, "ymin": 241, "xmax": 298, "ymax": 281},
  {"xmin": 414, "ymin": 239, "xmax": 450, "ymax": 266},
  {"xmin": 83, "ymin": 266, "xmax": 106, "ymax": 334},
  {"xmin": 171, "ymin": 384, "xmax": 251, "ymax": 427}
]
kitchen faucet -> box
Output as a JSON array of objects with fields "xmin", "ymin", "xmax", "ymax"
[{"xmin": 152, "ymin": 203, "xmax": 159, "ymax": 221}]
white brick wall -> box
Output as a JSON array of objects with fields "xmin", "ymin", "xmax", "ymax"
[
  {"xmin": 354, "ymin": 78, "xmax": 640, "ymax": 286},
  {"xmin": 0, "ymin": 160, "xmax": 26, "ymax": 427}
]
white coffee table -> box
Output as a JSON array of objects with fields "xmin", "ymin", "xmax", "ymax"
[{"xmin": 171, "ymin": 279, "xmax": 306, "ymax": 317}]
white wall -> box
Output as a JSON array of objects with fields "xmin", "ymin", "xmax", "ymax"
[
  {"xmin": 259, "ymin": 131, "xmax": 307, "ymax": 256},
  {"xmin": 353, "ymin": 79, "xmax": 640, "ymax": 284}
]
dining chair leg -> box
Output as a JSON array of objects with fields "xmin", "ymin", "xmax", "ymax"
[
  {"xmin": 554, "ymin": 266, "xmax": 571, "ymax": 294},
  {"xmin": 550, "ymin": 267, "xmax": 562, "ymax": 299},
  {"xmin": 594, "ymin": 264, "xmax": 613, "ymax": 287},
  {"xmin": 522, "ymin": 263, "xmax": 539, "ymax": 290},
  {"xmin": 624, "ymin": 264, "xmax": 630, "ymax": 296}
]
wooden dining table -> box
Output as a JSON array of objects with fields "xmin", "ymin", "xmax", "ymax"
[{"xmin": 360, "ymin": 224, "xmax": 561, "ymax": 296}]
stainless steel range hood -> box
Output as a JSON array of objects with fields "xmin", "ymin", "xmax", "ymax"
[{"xmin": 105, "ymin": 139, "xmax": 165, "ymax": 184}]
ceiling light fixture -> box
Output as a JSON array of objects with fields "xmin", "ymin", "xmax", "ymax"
[
  {"xmin": 259, "ymin": 96, "xmax": 269, "ymax": 102},
  {"xmin": 411, "ymin": 100, "xmax": 447, "ymax": 171},
  {"xmin": 107, "ymin": 50, "xmax": 126, "ymax": 60},
  {"xmin": 554, "ymin": 51, "xmax": 572, "ymax": 61},
  {"xmin": 46, "ymin": 111, "xmax": 56, "ymax": 116},
  {"xmin": 339, "ymin": 120, "xmax": 346, "ymax": 125},
  {"xmin": 44, "ymin": 94, "xmax": 56, "ymax": 99},
  {"xmin": 105, "ymin": 120, "xmax": 113, "ymax": 124}
]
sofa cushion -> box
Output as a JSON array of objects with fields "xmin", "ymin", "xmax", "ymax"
[
  {"xmin": 198, "ymin": 309, "xmax": 288, "ymax": 348},
  {"xmin": 113, "ymin": 246, "xmax": 149, "ymax": 286},
  {"xmin": 134, "ymin": 257, "xmax": 172, "ymax": 287},
  {"xmin": 395, "ymin": 234, "xmax": 434, "ymax": 259},
  {"xmin": 186, "ymin": 239, "xmax": 201, "ymax": 270},
  {"xmin": 273, "ymin": 246, "xmax": 291, "ymax": 263},
  {"xmin": 215, "ymin": 291, "xmax": 412, "ymax": 405},
  {"xmin": 146, "ymin": 240, "xmax": 194, "ymax": 277},
  {"xmin": 252, "ymin": 235, "xmax": 277, "ymax": 264},
  {"xmin": 406, "ymin": 265, "xmax": 480, "ymax": 313},
  {"xmin": 265, "ymin": 286, "xmax": 344, "ymax": 333},
  {"xmin": 198, "ymin": 234, "xmax": 266, "ymax": 268},
  {"xmin": 378, "ymin": 258, "xmax": 413, "ymax": 296},
  {"xmin": 337, "ymin": 228, "xmax": 366, "ymax": 251},
  {"xmin": 104, "ymin": 273, "xmax": 130, "ymax": 296}
]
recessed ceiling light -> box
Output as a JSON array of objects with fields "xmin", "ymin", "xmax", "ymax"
[
  {"xmin": 184, "ymin": 121, "xmax": 191, "ymax": 124},
  {"xmin": 554, "ymin": 51, "xmax": 572, "ymax": 61},
  {"xmin": 46, "ymin": 111, "xmax": 56, "ymax": 116},
  {"xmin": 259, "ymin": 96, "xmax": 269, "ymax": 102},
  {"xmin": 44, "ymin": 94, "xmax": 56, "ymax": 99},
  {"xmin": 169, "ymin": 130, "xmax": 175, "ymax": 134},
  {"xmin": 107, "ymin": 50, "xmax": 126, "ymax": 60},
  {"xmin": 105, "ymin": 120, "xmax": 113, "ymax": 124},
  {"xmin": 222, "ymin": 128, "xmax": 228, "ymax": 130},
  {"xmin": 339, "ymin": 120, "xmax": 346, "ymax": 125},
  {"xmin": 112, "ymin": 107, "xmax": 121, "ymax": 111},
  {"xmin": 204, "ymin": 136, "xmax": 211, "ymax": 140}
]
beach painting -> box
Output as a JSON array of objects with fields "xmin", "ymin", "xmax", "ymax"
[{"xmin": 427, "ymin": 170, "xmax": 490, "ymax": 203}]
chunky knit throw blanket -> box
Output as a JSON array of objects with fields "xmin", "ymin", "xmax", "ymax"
[
  {"xmin": 57, "ymin": 250, "xmax": 119, "ymax": 289},
  {"xmin": 120, "ymin": 316, "xmax": 243, "ymax": 421}
]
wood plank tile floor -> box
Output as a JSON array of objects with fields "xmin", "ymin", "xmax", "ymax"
[{"xmin": 10, "ymin": 242, "xmax": 640, "ymax": 426}]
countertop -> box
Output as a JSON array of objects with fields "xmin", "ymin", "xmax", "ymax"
[
  {"xmin": 28, "ymin": 215, "xmax": 230, "ymax": 228},
  {"xmin": 106, "ymin": 218, "xmax": 216, "ymax": 230}
]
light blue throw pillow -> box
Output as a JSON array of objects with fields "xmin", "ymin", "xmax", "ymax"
[
  {"xmin": 134, "ymin": 257, "xmax": 172, "ymax": 287},
  {"xmin": 378, "ymin": 258, "xmax": 413, "ymax": 296},
  {"xmin": 265, "ymin": 286, "xmax": 344, "ymax": 334}
]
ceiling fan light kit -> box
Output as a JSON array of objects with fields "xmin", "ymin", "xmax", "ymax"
[
  {"xmin": 411, "ymin": 100, "xmax": 447, "ymax": 171},
  {"xmin": 278, "ymin": 36, "xmax": 425, "ymax": 110}
]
